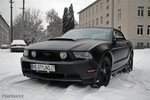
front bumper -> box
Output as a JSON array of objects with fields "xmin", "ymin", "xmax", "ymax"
[
  {"xmin": 10, "ymin": 47, "xmax": 24, "ymax": 52},
  {"xmin": 21, "ymin": 57, "xmax": 98, "ymax": 84}
]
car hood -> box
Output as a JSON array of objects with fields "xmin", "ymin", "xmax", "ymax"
[{"xmin": 26, "ymin": 39, "xmax": 109, "ymax": 51}]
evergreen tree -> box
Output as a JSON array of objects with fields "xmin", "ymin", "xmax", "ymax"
[
  {"xmin": 62, "ymin": 7, "xmax": 69, "ymax": 34},
  {"xmin": 68, "ymin": 4, "xmax": 75, "ymax": 30},
  {"xmin": 62, "ymin": 4, "xmax": 75, "ymax": 34}
]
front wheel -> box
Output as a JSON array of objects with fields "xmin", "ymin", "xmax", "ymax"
[
  {"xmin": 123, "ymin": 53, "xmax": 133, "ymax": 73},
  {"xmin": 91, "ymin": 56, "xmax": 112, "ymax": 88}
]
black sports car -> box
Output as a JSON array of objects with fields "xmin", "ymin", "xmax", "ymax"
[{"xmin": 21, "ymin": 27, "xmax": 133, "ymax": 88}]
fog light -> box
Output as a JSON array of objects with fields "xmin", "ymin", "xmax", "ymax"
[
  {"xmin": 60, "ymin": 52, "xmax": 67, "ymax": 60},
  {"xmin": 31, "ymin": 51, "xmax": 36, "ymax": 58}
]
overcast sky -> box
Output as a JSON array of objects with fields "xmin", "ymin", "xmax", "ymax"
[{"xmin": 0, "ymin": 0, "xmax": 95, "ymax": 28}]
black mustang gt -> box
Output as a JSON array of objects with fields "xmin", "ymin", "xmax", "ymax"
[{"xmin": 21, "ymin": 27, "xmax": 133, "ymax": 88}]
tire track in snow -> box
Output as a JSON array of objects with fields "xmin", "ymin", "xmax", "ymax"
[
  {"xmin": 0, "ymin": 72, "xmax": 10, "ymax": 76},
  {"xmin": 0, "ymin": 73, "xmax": 69, "ymax": 100},
  {"xmin": 58, "ymin": 84, "xmax": 98, "ymax": 100},
  {"xmin": 0, "ymin": 74, "xmax": 23, "ymax": 85}
]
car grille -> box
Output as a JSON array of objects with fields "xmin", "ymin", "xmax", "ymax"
[{"xmin": 29, "ymin": 50, "xmax": 73, "ymax": 61}]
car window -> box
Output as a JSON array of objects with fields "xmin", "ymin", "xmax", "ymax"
[
  {"xmin": 113, "ymin": 30, "xmax": 126, "ymax": 41},
  {"xmin": 62, "ymin": 28, "xmax": 112, "ymax": 41}
]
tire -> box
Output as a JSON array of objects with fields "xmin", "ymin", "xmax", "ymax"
[
  {"xmin": 91, "ymin": 56, "xmax": 112, "ymax": 88},
  {"xmin": 123, "ymin": 53, "xmax": 133, "ymax": 73}
]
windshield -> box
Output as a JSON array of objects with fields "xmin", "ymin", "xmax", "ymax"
[{"xmin": 62, "ymin": 28, "xmax": 112, "ymax": 41}]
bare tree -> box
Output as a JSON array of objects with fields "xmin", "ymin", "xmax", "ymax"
[
  {"xmin": 46, "ymin": 9, "xmax": 62, "ymax": 38},
  {"xmin": 46, "ymin": 9, "xmax": 58, "ymax": 23},
  {"xmin": 13, "ymin": 8, "xmax": 44, "ymax": 44}
]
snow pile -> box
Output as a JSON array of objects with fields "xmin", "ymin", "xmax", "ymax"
[{"xmin": 0, "ymin": 49, "xmax": 150, "ymax": 100}]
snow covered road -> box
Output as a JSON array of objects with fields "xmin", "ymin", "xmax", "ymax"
[{"xmin": 0, "ymin": 49, "xmax": 150, "ymax": 100}]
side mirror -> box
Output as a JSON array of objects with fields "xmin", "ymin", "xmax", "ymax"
[
  {"xmin": 115, "ymin": 36, "xmax": 125, "ymax": 41},
  {"xmin": 113, "ymin": 36, "xmax": 125, "ymax": 44}
]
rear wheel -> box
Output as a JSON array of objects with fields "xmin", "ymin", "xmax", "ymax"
[
  {"xmin": 91, "ymin": 56, "xmax": 112, "ymax": 88},
  {"xmin": 123, "ymin": 53, "xmax": 133, "ymax": 73}
]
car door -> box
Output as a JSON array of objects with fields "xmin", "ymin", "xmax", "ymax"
[{"xmin": 111, "ymin": 30, "xmax": 130, "ymax": 70}]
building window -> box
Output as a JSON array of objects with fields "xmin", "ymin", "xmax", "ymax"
[
  {"xmin": 89, "ymin": 21, "xmax": 91, "ymax": 27},
  {"xmin": 106, "ymin": 5, "xmax": 109, "ymax": 10},
  {"xmin": 83, "ymin": 13, "xmax": 84, "ymax": 18},
  {"xmin": 86, "ymin": 11, "xmax": 87, "ymax": 18},
  {"xmin": 118, "ymin": 26, "xmax": 121, "ymax": 31},
  {"xmin": 118, "ymin": 9, "xmax": 121, "ymax": 19},
  {"xmin": 100, "ymin": 17, "xmax": 103, "ymax": 24},
  {"xmin": 137, "ymin": 25, "xmax": 144, "ymax": 35},
  {"xmin": 137, "ymin": 42, "xmax": 144, "ymax": 48},
  {"xmin": 100, "ymin": 2, "xmax": 103, "ymax": 10},
  {"xmin": 96, "ymin": 18, "xmax": 99, "ymax": 25},
  {"xmin": 106, "ymin": 0, "xmax": 109, "ymax": 2},
  {"xmin": 106, "ymin": 21, "xmax": 109, "ymax": 25},
  {"xmin": 89, "ymin": 9, "xmax": 91, "ymax": 17},
  {"xmin": 148, "ymin": 7, "xmax": 150, "ymax": 16},
  {"xmin": 138, "ymin": 6, "xmax": 144, "ymax": 16},
  {"xmin": 92, "ymin": 20, "xmax": 94, "ymax": 27},
  {"xmin": 147, "ymin": 25, "xmax": 150, "ymax": 35},
  {"xmin": 92, "ymin": 7, "xmax": 94, "ymax": 15},
  {"xmin": 106, "ymin": 13, "xmax": 109, "ymax": 17},
  {"xmin": 96, "ymin": 5, "xmax": 98, "ymax": 14},
  {"xmin": 147, "ymin": 43, "xmax": 150, "ymax": 48},
  {"xmin": 80, "ymin": 14, "xmax": 82, "ymax": 20}
]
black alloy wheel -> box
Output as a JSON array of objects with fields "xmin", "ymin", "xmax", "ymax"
[
  {"xmin": 123, "ymin": 53, "xmax": 133, "ymax": 73},
  {"xmin": 91, "ymin": 56, "xmax": 112, "ymax": 88}
]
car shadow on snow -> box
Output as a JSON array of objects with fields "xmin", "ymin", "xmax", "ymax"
[{"xmin": 35, "ymin": 79, "xmax": 89, "ymax": 89}]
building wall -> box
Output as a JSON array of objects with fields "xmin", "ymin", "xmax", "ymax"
[
  {"xmin": 127, "ymin": 0, "xmax": 150, "ymax": 48},
  {"xmin": 79, "ymin": 0, "xmax": 113, "ymax": 28},
  {"xmin": 114, "ymin": 0, "xmax": 129, "ymax": 39},
  {"xmin": 79, "ymin": 0, "xmax": 150, "ymax": 48},
  {"xmin": 0, "ymin": 15, "xmax": 10, "ymax": 46}
]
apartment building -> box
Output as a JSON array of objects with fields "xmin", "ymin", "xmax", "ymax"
[
  {"xmin": 0, "ymin": 15, "xmax": 10, "ymax": 46},
  {"xmin": 78, "ymin": 0, "xmax": 150, "ymax": 48}
]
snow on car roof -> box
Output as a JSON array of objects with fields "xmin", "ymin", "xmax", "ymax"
[{"xmin": 11, "ymin": 40, "xmax": 26, "ymax": 45}]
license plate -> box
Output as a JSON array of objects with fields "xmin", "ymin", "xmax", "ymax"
[{"xmin": 30, "ymin": 64, "xmax": 55, "ymax": 73}]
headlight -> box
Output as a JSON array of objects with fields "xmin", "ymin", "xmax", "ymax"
[
  {"xmin": 73, "ymin": 52, "xmax": 93, "ymax": 59},
  {"xmin": 60, "ymin": 52, "xmax": 67, "ymax": 60},
  {"xmin": 31, "ymin": 51, "xmax": 36, "ymax": 58},
  {"xmin": 23, "ymin": 50, "xmax": 28, "ymax": 57}
]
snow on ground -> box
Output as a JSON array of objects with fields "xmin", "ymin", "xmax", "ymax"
[{"xmin": 0, "ymin": 49, "xmax": 150, "ymax": 100}]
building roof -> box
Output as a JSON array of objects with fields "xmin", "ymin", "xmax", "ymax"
[
  {"xmin": 0, "ymin": 15, "xmax": 9, "ymax": 28},
  {"xmin": 78, "ymin": 0, "xmax": 99, "ymax": 14}
]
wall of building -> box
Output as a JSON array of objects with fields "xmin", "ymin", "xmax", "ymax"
[
  {"xmin": 79, "ymin": 0, "xmax": 150, "ymax": 48},
  {"xmin": 79, "ymin": 0, "xmax": 113, "ymax": 28},
  {"xmin": 114, "ymin": 0, "xmax": 129, "ymax": 39},
  {"xmin": 0, "ymin": 15, "xmax": 10, "ymax": 46},
  {"xmin": 127, "ymin": 0, "xmax": 150, "ymax": 48}
]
